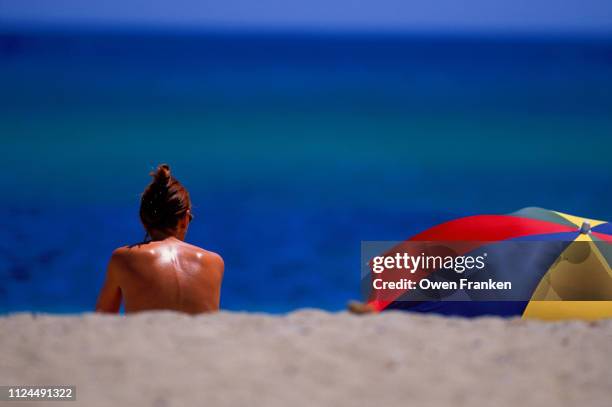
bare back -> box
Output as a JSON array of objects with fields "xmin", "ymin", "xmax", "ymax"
[{"xmin": 96, "ymin": 237, "xmax": 224, "ymax": 314}]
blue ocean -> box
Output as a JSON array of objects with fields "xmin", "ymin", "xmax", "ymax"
[{"xmin": 1, "ymin": 31, "xmax": 611, "ymax": 313}]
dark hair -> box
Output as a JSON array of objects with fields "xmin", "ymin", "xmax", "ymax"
[{"xmin": 140, "ymin": 164, "xmax": 191, "ymax": 235}]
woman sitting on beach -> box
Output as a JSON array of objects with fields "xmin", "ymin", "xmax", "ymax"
[{"xmin": 96, "ymin": 164, "xmax": 224, "ymax": 314}]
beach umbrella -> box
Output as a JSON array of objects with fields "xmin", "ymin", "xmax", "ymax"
[{"xmin": 365, "ymin": 207, "xmax": 612, "ymax": 321}]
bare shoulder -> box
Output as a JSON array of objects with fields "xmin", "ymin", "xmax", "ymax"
[
  {"xmin": 110, "ymin": 245, "xmax": 131, "ymax": 261},
  {"xmin": 201, "ymin": 249, "xmax": 224, "ymax": 272},
  {"xmin": 111, "ymin": 244, "xmax": 142, "ymax": 257},
  {"xmin": 103, "ymin": 246, "xmax": 134, "ymax": 281},
  {"xmin": 198, "ymin": 248, "xmax": 224, "ymax": 270},
  {"xmin": 108, "ymin": 244, "xmax": 152, "ymax": 265},
  {"xmin": 182, "ymin": 242, "xmax": 224, "ymax": 273}
]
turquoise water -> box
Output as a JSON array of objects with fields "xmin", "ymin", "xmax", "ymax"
[{"xmin": 1, "ymin": 31, "xmax": 611, "ymax": 313}]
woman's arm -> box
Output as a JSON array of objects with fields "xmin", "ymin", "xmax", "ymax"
[{"xmin": 95, "ymin": 251, "xmax": 123, "ymax": 313}]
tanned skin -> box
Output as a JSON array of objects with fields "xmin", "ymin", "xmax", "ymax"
[{"xmin": 96, "ymin": 213, "xmax": 224, "ymax": 314}]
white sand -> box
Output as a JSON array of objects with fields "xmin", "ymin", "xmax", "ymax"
[{"xmin": 1, "ymin": 311, "xmax": 611, "ymax": 407}]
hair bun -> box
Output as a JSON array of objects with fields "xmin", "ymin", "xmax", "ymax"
[
  {"xmin": 140, "ymin": 163, "xmax": 191, "ymax": 235},
  {"xmin": 151, "ymin": 164, "xmax": 171, "ymax": 184}
]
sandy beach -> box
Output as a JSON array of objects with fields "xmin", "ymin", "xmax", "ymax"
[{"xmin": 1, "ymin": 311, "xmax": 611, "ymax": 407}]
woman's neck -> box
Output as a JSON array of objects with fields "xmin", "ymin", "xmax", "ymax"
[{"xmin": 148, "ymin": 229, "xmax": 184, "ymax": 242}]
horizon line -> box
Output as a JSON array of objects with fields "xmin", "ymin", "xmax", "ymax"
[{"xmin": 2, "ymin": 21, "xmax": 612, "ymax": 41}]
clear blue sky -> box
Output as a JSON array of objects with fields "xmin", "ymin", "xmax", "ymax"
[{"xmin": 1, "ymin": 0, "xmax": 612, "ymax": 34}]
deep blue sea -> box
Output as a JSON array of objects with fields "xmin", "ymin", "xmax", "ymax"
[{"xmin": 1, "ymin": 31, "xmax": 611, "ymax": 313}]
